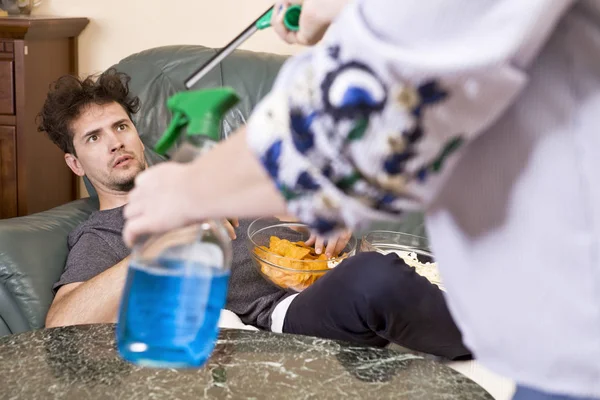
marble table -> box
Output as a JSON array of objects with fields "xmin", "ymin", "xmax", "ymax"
[{"xmin": 0, "ymin": 324, "xmax": 493, "ymax": 399}]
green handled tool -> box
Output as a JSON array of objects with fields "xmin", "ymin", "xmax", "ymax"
[
  {"xmin": 155, "ymin": 6, "xmax": 301, "ymax": 156},
  {"xmin": 184, "ymin": 5, "xmax": 301, "ymax": 88}
]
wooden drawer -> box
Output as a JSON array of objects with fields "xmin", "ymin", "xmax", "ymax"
[
  {"xmin": 0, "ymin": 41, "xmax": 14, "ymax": 54},
  {"xmin": 0, "ymin": 125, "xmax": 17, "ymax": 218}
]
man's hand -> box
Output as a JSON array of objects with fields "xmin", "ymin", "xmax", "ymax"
[
  {"xmin": 276, "ymin": 215, "xmax": 352, "ymax": 258},
  {"xmin": 305, "ymin": 229, "xmax": 353, "ymax": 258},
  {"xmin": 224, "ymin": 218, "xmax": 239, "ymax": 240},
  {"xmin": 271, "ymin": 0, "xmax": 351, "ymax": 45}
]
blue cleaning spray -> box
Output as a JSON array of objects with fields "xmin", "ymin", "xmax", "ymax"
[{"xmin": 116, "ymin": 88, "xmax": 240, "ymax": 368}]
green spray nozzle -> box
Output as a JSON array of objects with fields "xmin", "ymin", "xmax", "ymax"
[
  {"xmin": 256, "ymin": 4, "xmax": 301, "ymax": 31},
  {"xmin": 154, "ymin": 88, "xmax": 240, "ymax": 155}
]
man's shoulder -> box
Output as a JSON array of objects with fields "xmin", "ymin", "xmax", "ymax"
[
  {"xmin": 67, "ymin": 206, "xmax": 126, "ymax": 251},
  {"xmin": 58, "ymin": 207, "xmax": 128, "ymax": 294}
]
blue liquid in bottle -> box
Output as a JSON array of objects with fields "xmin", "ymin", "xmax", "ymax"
[{"xmin": 117, "ymin": 258, "xmax": 229, "ymax": 368}]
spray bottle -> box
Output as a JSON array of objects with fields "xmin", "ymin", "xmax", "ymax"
[
  {"xmin": 115, "ymin": 4, "xmax": 302, "ymax": 368},
  {"xmin": 116, "ymin": 88, "xmax": 240, "ymax": 368}
]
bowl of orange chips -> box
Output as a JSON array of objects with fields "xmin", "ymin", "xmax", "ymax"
[{"xmin": 247, "ymin": 217, "xmax": 357, "ymax": 292}]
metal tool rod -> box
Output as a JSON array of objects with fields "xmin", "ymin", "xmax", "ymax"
[{"xmin": 185, "ymin": 6, "xmax": 274, "ymax": 89}]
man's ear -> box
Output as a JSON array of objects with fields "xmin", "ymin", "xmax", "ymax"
[{"xmin": 64, "ymin": 153, "xmax": 85, "ymax": 177}]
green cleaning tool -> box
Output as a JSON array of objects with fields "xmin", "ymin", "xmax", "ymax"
[
  {"xmin": 156, "ymin": 5, "xmax": 302, "ymax": 155},
  {"xmin": 184, "ymin": 5, "xmax": 302, "ymax": 88}
]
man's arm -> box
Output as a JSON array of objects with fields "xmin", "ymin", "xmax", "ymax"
[
  {"xmin": 45, "ymin": 256, "xmax": 129, "ymax": 328},
  {"xmin": 47, "ymin": 220, "xmax": 240, "ymax": 328}
]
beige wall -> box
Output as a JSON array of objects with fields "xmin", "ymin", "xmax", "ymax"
[
  {"xmin": 35, "ymin": 0, "xmax": 300, "ymax": 76},
  {"xmin": 33, "ymin": 0, "xmax": 301, "ymax": 198}
]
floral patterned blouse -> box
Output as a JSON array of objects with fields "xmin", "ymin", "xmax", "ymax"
[
  {"xmin": 247, "ymin": 0, "xmax": 571, "ymax": 235},
  {"xmin": 245, "ymin": 1, "xmax": 600, "ymax": 398}
]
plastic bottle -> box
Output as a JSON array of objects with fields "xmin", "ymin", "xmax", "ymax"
[{"xmin": 116, "ymin": 88, "xmax": 240, "ymax": 368}]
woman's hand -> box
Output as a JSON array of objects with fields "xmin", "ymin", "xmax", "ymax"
[
  {"xmin": 123, "ymin": 127, "xmax": 287, "ymax": 247},
  {"xmin": 123, "ymin": 162, "xmax": 201, "ymax": 247},
  {"xmin": 271, "ymin": 0, "xmax": 351, "ymax": 45}
]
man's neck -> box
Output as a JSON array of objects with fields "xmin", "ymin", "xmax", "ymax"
[{"xmin": 98, "ymin": 191, "xmax": 129, "ymax": 211}]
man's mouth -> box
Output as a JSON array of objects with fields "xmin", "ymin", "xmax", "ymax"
[{"xmin": 113, "ymin": 155, "xmax": 133, "ymax": 168}]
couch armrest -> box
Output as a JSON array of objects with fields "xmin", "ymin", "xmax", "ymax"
[{"xmin": 0, "ymin": 198, "xmax": 98, "ymax": 335}]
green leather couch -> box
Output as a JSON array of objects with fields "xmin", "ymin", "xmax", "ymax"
[
  {"xmin": 0, "ymin": 45, "xmax": 288, "ymax": 337},
  {"xmin": 0, "ymin": 45, "xmax": 426, "ymax": 338}
]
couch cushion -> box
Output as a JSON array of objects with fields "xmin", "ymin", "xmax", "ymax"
[{"xmin": 112, "ymin": 45, "xmax": 287, "ymax": 154}]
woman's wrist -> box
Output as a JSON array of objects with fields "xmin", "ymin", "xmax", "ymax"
[{"xmin": 186, "ymin": 128, "xmax": 287, "ymax": 223}]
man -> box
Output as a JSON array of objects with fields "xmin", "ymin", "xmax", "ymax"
[{"xmin": 39, "ymin": 69, "xmax": 470, "ymax": 360}]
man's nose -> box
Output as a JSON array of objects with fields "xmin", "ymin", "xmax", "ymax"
[{"xmin": 109, "ymin": 134, "xmax": 124, "ymax": 153}]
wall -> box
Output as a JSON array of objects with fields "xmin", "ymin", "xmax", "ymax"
[
  {"xmin": 35, "ymin": 0, "xmax": 300, "ymax": 76},
  {"xmin": 33, "ymin": 0, "xmax": 301, "ymax": 198}
]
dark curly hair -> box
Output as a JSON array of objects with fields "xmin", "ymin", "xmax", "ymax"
[{"xmin": 37, "ymin": 68, "xmax": 140, "ymax": 154}]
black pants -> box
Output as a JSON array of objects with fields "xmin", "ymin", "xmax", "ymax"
[{"xmin": 282, "ymin": 251, "xmax": 471, "ymax": 360}]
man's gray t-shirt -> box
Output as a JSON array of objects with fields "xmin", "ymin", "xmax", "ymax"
[{"xmin": 53, "ymin": 206, "xmax": 291, "ymax": 330}]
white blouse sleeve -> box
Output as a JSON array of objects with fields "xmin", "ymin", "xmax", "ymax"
[{"xmin": 246, "ymin": 0, "xmax": 573, "ymax": 234}]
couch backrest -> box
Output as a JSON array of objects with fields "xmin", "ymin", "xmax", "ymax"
[{"xmin": 84, "ymin": 45, "xmax": 288, "ymax": 197}]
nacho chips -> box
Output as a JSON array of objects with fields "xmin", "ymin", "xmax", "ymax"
[{"xmin": 253, "ymin": 236, "xmax": 347, "ymax": 291}]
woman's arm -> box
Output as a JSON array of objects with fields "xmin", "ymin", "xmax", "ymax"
[
  {"xmin": 123, "ymin": 0, "xmax": 572, "ymax": 245},
  {"xmin": 123, "ymin": 128, "xmax": 287, "ymax": 246},
  {"xmin": 244, "ymin": 0, "xmax": 571, "ymax": 233}
]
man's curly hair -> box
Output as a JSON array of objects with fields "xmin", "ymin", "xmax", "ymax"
[{"xmin": 37, "ymin": 68, "xmax": 140, "ymax": 155}]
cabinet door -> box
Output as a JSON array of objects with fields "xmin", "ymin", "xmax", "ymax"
[
  {"xmin": 0, "ymin": 126, "xmax": 17, "ymax": 218},
  {"xmin": 0, "ymin": 56, "xmax": 14, "ymax": 116}
]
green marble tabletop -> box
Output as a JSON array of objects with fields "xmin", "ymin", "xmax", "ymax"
[{"xmin": 0, "ymin": 324, "xmax": 493, "ymax": 399}]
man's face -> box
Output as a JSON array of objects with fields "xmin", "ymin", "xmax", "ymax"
[{"xmin": 65, "ymin": 102, "xmax": 147, "ymax": 193}]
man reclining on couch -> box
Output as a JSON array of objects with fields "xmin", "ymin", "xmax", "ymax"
[{"xmin": 38, "ymin": 69, "xmax": 471, "ymax": 360}]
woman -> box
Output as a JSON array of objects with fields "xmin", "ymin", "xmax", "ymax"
[{"xmin": 124, "ymin": 1, "xmax": 600, "ymax": 399}]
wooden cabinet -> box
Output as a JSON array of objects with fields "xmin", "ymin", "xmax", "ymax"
[
  {"xmin": 0, "ymin": 125, "xmax": 16, "ymax": 218},
  {"xmin": 0, "ymin": 16, "xmax": 88, "ymax": 219}
]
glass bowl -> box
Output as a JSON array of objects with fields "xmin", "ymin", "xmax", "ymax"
[
  {"xmin": 360, "ymin": 231, "xmax": 443, "ymax": 289},
  {"xmin": 247, "ymin": 217, "xmax": 357, "ymax": 292}
]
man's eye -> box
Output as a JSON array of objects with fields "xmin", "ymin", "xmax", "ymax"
[
  {"xmin": 88, "ymin": 135, "xmax": 98, "ymax": 143},
  {"xmin": 117, "ymin": 124, "xmax": 127, "ymax": 131}
]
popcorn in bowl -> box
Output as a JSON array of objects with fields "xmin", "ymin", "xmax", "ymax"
[{"xmin": 361, "ymin": 231, "xmax": 444, "ymax": 290}]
